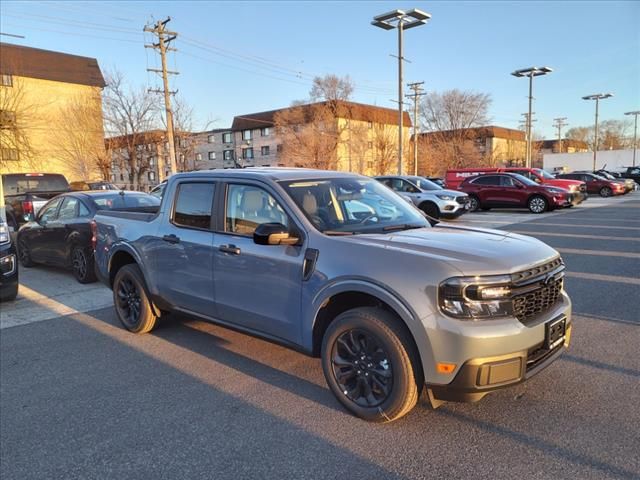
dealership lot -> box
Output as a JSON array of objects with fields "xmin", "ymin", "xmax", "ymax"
[{"xmin": 1, "ymin": 194, "xmax": 639, "ymax": 479}]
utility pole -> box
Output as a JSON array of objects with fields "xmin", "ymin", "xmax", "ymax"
[
  {"xmin": 552, "ymin": 117, "xmax": 568, "ymax": 153},
  {"xmin": 145, "ymin": 17, "xmax": 178, "ymax": 180},
  {"xmin": 406, "ymin": 81, "xmax": 426, "ymax": 176},
  {"xmin": 520, "ymin": 112, "xmax": 536, "ymax": 166},
  {"xmin": 624, "ymin": 111, "xmax": 639, "ymax": 167}
]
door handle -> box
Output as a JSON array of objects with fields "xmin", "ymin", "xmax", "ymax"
[
  {"xmin": 162, "ymin": 234, "xmax": 180, "ymax": 244},
  {"xmin": 219, "ymin": 244, "xmax": 241, "ymax": 255}
]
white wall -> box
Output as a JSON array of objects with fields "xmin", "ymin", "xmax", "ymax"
[{"xmin": 543, "ymin": 149, "xmax": 635, "ymax": 173}]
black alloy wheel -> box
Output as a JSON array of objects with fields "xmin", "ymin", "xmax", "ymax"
[
  {"xmin": 116, "ymin": 275, "xmax": 142, "ymax": 328},
  {"xmin": 420, "ymin": 202, "xmax": 440, "ymax": 220},
  {"xmin": 331, "ymin": 329, "xmax": 393, "ymax": 408},
  {"xmin": 17, "ymin": 238, "xmax": 34, "ymax": 267},
  {"xmin": 71, "ymin": 246, "xmax": 97, "ymax": 283}
]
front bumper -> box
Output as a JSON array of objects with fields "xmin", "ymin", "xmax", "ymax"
[
  {"xmin": 569, "ymin": 191, "xmax": 587, "ymax": 205},
  {"xmin": 438, "ymin": 198, "xmax": 470, "ymax": 218},
  {"xmin": 0, "ymin": 250, "xmax": 19, "ymax": 300},
  {"xmin": 423, "ymin": 291, "xmax": 572, "ymax": 403}
]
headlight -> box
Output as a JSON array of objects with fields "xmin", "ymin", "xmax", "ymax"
[
  {"xmin": 436, "ymin": 194, "xmax": 454, "ymax": 201},
  {"xmin": 0, "ymin": 224, "xmax": 9, "ymax": 245},
  {"xmin": 547, "ymin": 188, "xmax": 564, "ymax": 194},
  {"xmin": 568, "ymin": 184, "xmax": 578, "ymax": 192},
  {"xmin": 439, "ymin": 275, "xmax": 514, "ymax": 320}
]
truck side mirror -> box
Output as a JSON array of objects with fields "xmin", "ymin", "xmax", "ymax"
[{"xmin": 253, "ymin": 223, "xmax": 299, "ymax": 246}]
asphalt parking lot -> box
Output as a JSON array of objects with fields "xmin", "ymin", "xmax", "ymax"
[{"xmin": 1, "ymin": 193, "xmax": 639, "ymax": 480}]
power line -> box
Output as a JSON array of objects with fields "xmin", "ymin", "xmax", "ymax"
[{"xmin": 552, "ymin": 117, "xmax": 568, "ymax": 152}]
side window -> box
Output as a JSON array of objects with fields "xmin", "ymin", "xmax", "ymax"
[
  {"xmin": 388, "ymin": 178, "xmax": 403, "ymax": 191},
  {"xmin": 58, "ymin": 197, "xmax": 79, "ymax": 220},
  {"xmin": 472, "ymin": 175, "xmax": 498, "ymax": 186},
  {"xmin": 400, "ymin": 180, "xmax": 419, "ymax": 193},
  {"xmin": 172, "ymin": 183, "xmax": 215, "ymax": 230},
  {"xmin": 225, "ymin": 184, "xmax": 288, "ymax": 236},
  {"xmin": 37, "ymin": 198, "xmax": 63, "ymax": 222},
  {"xmin": 78, "ymin": 202, "xmax": 91, "ymax": 217},
  {"xmin": 500, "ymin": 176, "xmax": 515, "ymax": 187}
]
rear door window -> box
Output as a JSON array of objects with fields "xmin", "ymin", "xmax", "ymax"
[
  {"xmin": 471, "ymin": 175, "xmax": 499, "ymax": 186},
  {"xmin": 172, "ymin": 183, "xmax": 215, "ymax": 230}
]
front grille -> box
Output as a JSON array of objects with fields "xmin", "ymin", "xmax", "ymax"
[
  {"xmin": 513, "ymin": 277, "xmax": 563, "ymax": 321},
  {"xmin": 456, "ymin": 196, "xmax": 469, "ymax": 204},
  {"xmin": 511, "ymin": 257, "xmax": 563, "ymax": 285}
]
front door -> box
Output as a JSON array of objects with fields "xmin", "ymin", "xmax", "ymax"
[
  {"xmin": 28, "ymin": 197, "xmax": 63, "ymax": 263},
  {"xmin": 213, "ymin": 182, "xmax": 304, "ymax": 344},
  {"xmin": 498, "ymin": 175, "xmax": 529, "ymax": 206},
  {"xmin": 153, "ymin": 181, "xmax": 217, "ymax": 318}
]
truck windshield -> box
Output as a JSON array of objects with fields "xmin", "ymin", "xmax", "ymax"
[
  {"xmin": 281, "ymin": 178, "xmax": 429, "ymax": 234},
  {"xmin": 2, "ymin": 174, "xmax": 70, "ymax": 195},
  {"xmin": 534, "ymin": 169, "xmax": 556, "ymax": 180}
]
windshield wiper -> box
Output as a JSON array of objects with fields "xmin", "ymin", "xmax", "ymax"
[
  {"xmin": 382, "ymin": 223, "xmax": 426, "ymax": 232},
  {"xmin": 323, "ymin": 230, "xmax": 357, "ymax": 236}
]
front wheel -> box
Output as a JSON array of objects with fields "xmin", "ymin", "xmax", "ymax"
[
  {"xmin": 113, "ymin": 264, "xmax": 158, "ymax": 334},
  {"xmin": 17, "ymin": 238, "xmax": 34, "ymax": 267},
  {"xmin": 528, "ymin": 195, "xmax": 548, "ymax": 214},
  {"xmin": 468, "ymin": 195, "xmax": 480, "ymax": 212},
  {"xmin": 321, "ymin": 307, "xmax": 423, "ymax": 423},
  {"xmin": 419, "ymin": 202, "xmax": 440, "ymax": 220},
  {"xmin": 599, "ymin": 186, "xmax": 612, "ymax": 197}
]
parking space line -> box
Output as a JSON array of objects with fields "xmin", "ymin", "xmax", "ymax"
[
  {"xmin": 556, "ymin": 248, "xmax": 640, "ymax": 259},
  {"xmin": 565, "ymin": 271, "xmax": 640, "ymax": 285},
  {"xmin": 517, "ymin": 223, "xmax": 640, "ymax": 230},
  {"xmin": 551, "ymin": 218, "xmax": 640, "ymax": 223},
  {"xmin": 508, "ymin": 231, "xmax": 640, "ymax": 241}
]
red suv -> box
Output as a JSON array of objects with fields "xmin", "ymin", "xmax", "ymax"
[
  {"xmin": 459, "ymin": 173, "xmax": 573, "ymax": 213},
  {"xmin": 556, "ymin": 172, "xmax": 626, "ymax": 197}
]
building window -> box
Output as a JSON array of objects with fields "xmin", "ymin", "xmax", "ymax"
[
  {"xmin": 242, "ymin": 129, "xmax": 252, "ymax": 141},
  {"xmin": 243, "ymin": 147, "xmax": 254, "ymax": 159},
  {"xmin": 261, "ymin": 127, "xmax": 270, "ymax": 137},
  {"xmin": 1, "ymin": 74, "xmax": 12, "ymax": 87},
  {"xmin": 196, "ymin": 153, "xmax": 202, "ymax": 161},
  {"xmin": 368, "ymin": 141, "xmax": 373, "ymax": 149},
  {"xmin": 276, "ymin": 144, "xmax": 283, "ymax": 153},
  {"xmin": 149, "ymin": 171, "xmax": 156, "ymax": 181},
  {"xmin": 208, "ymin": 134, "xmax": 215, "ymax": 143},
  {"xmin": 119, "ymin": 173, "xmax": 124, "ymax": 181},
  {"xmin": 223, "ymin": 150, "xmax": 234, "ymax": 161},
  {"xmin": 223, "ymin": 132, "xmax": 232, "ymax": 143},
  {"xmin": 261, "ymin": 146, "xmax": 270, "ymax": 156},
  {"xmin": 0, "ymin": 110, "xmax": 16, "ymax": 126},
  {"xmin": 368, "ymin": 121, "xmax": 373, "ymax": 129},
  {"xmin": 0, "ymin": 148, "xmax": 18, "ymax": 161},
  {"xmin": 208, "ymin": 152, "xmax": 216, "ymax": 160},
  {"xmin": 149, "ymin": 157, "xmax": 155, "ymax": 167},
  {"xmin": 367, "ymin": 161, "xmax": 373, "ymax": 170}
]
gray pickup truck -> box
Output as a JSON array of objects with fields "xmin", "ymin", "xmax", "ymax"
[{"xmin": 95, "ymin": 168, "xmax": 572, "ymax": 422}]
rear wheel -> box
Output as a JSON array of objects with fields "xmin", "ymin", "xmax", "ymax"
[
  {"xmin": 599, "ymin": 186, "xmax": 612, "ymax": 197},
  {"xmin": 468, "ymin": 195, "xmax": 480, "ymax": 212},
  {"xmin": 321, "ymin": 307, "xmax": 423, "ymax": 423},
  {"xmin": 113, "ymin": 264, "xmax": 158, "ymax": 334},
  {"xmin": 71, "ymin": 246, "xmax": 97, "ymax": 284},
  {"xmin": 419, "ymin": 201, "xmax": 440, "ymax": 220},
  {"xmin": 528, "ymin": 195, "xmax": 548, "ymax": 214},
  {"xmin": 17, "ymin": 238, "xmax": 34, "ymax": 267}
]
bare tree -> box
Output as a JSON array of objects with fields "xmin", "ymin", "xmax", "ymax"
[
  {"xmin": 52, "ymin": 92, "xmax": 107, "ymax": 180},
  {"xmin": 0, "ymin": 76, "xmax": 42, "ymax": 170},
  {"xmin": 310, "ymin": 74, "xmax": 354, "ymax": 102},
  {"xmin": 566, "ymin": 120, "xmax": 632, "ymax": 151},
  {"xmin": 103, "ymin": 70, "xmax": 158, "ymax": 189},
  {"xmin": 163, "ymin": 95, "xmax": 196, "ymax": 172},
  {"xmin": 419, "ymin": 89, "xmax": 492, "ymax": 172}
]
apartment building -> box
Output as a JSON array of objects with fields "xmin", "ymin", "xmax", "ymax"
[
  {"xmin": 0, "ymin": 43, "xmax": 106, "ymax": 180},
  {"xmin": 191, "ymin": 128, "xmax": 235, "ymax": 170}
]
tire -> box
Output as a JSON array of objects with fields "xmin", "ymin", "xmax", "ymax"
[
  {"xmin": 113, "ymin": 264, "xmax": 158, "ymax": 334},
  {"xmin": 468, "ymin": 195, "xmax": 481, "ymax": 212},
  {"xmin": 528, "ymin": 195, "xmax": 548, "ymax": 214},
  {"xmin": 599, "ymin": 186, "xmax": 612, "ymax": 197},
  {"xmin": 0, "ymin": 285, "xmax": 18, "ymax": 302},
  {"xmin": 480, "ymin": 207, "xmax": 492, "ymax": 211},
  {"xmin": 419, "ymin": 202, "xmax": 440, "ymax": 220},
  {"xmin": 71, "ymin": 245, "xmax": 97, "ymax": 284},
  {"xmin": 17, "ymin": 238, "xmax": 34, "ymax": 267},
  {"xmin": 321, "ymin": 307, "xmax": 423, "ymax": 423}
]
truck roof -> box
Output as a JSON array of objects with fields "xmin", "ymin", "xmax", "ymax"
[{"xmin": 172, "ymin": 167, "xmax": 364, "ymax": 182}]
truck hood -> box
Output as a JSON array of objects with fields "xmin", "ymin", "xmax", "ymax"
[{"xmin": 349, "ymin": 224, "xmax": 558, "ymax": 276}]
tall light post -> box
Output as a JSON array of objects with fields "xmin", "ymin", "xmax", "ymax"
[
  {"xmin": 511, "ymin": 67, "xmax": 552, "ymax": 168},
  {"xmin": 582, "ymin": 93, "xmax": 613, "ymax": 170},
  {"xmin": 372, "ymin": 8, "xmax": 430, "ymax": 175},
  {"xmin": 625, "ymin": 110, "xmax": 640, "ymax": 167}
]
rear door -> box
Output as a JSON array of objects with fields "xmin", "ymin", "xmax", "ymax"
[
  {"xmin": 472, "ymin": 175, "xmax": 502, "ymax": 205},
  {"xmin": 153, "ymin": 180, "xmax": 217, "ymax": 317}
]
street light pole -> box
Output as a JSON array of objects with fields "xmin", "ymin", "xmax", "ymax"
[
  {"xmin": 625, "ymin": 111, "xmax": 640, "ymax": 167},
  {"xmin": 372, "ymin": 9, "xmax": 431, "ymax": 175},
  {"xmin": 582, "ymin": 93, "xmax": 613, "ymax": 171},
  {"xmin": 511, "ymin": 66, "xmax": 552, "ymax": 168}
]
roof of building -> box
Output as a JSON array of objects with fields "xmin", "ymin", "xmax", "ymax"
[
  {"xmin": 192, "ymin": 128, "xmax": 231, "ymax": 136},
  {"xmin": 536, "ymin": 139, "xmax": 589, "ymax": 150},
  {"xmin": 232, "ymin": 100, "xmax": 412, "ymax": 131},
  {"xmin": 419, "ymin": 125, "xmax": 525, "ymax": 141},
  {"xmin": 0, "ymin": 43, "xmax": 105, "ymax": 88},
  {"xmin": 105, "ymin": 130, "xmax": 167, "ymax": 148}
]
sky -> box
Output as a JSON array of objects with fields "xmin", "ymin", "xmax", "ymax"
[{"xmin": 1, "ymin": 0, "xmax": 639, "ymax": 139}]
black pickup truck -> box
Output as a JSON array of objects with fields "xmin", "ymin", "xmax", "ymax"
[{"xmin": 1, "ymin": 173, "xmax": 71, "ymax": 230}]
